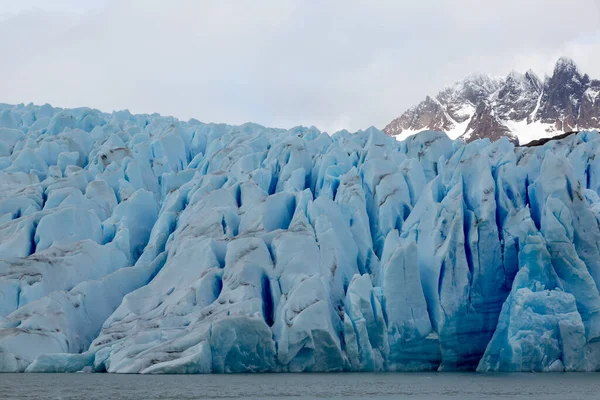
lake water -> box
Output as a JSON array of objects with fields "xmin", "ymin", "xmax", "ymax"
[{"xmin": 0, "ymin": 372, "xmax": 599, "ymax": 399}]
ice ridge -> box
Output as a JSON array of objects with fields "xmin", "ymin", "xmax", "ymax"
[{"xmin": 0, "ymin": 103, "xmax": 600, "ymax": 373}]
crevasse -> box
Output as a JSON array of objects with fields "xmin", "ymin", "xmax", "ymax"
[{"xmin": 1, "ymin": 103, "xmax": 600, "ymax": 373}]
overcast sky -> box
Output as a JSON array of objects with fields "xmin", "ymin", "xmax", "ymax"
[{"xmin": 1, "ymin": 0, "xmax": 599, "ymax": 132}]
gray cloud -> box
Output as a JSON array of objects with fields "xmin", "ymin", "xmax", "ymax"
[{"xmin": 1, "ymin": 0, "xmax": 599, "ymax": 132}]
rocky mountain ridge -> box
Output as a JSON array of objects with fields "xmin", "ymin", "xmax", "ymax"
[{"xmin": 384, "ymin": 57, "xmax": 600, "ymax": 145}]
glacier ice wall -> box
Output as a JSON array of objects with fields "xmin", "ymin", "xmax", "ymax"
[{"xmin": 1, "ymin": 102, "xmax": 600, "ymax": 372}]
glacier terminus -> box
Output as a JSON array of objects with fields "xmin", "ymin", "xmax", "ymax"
[{"xmin": 1, "ymin": 102, "xmax": 600, "ymax": 373}]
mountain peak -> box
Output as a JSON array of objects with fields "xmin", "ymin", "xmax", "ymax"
[
  {"xmin": 462, "ymin": 72, "xmax": 496, "ymax": 83},
  {"xmin": 553, "ymin": 57, "xmax": 580, "ymax": 74},
  {"xmin": 458, "ymin": 73, "xmax": 504, "ymax": 92},
  {"xmin": 525, "ymin": 68, "xmax": 538, "ymax": 77},
  {"xmin": 506, "ymin": 70, "xmax": 523, "ymax": 80},
  {"xmin": 383, "ymin": 57, "xmax": 599, "ymax": 145}
]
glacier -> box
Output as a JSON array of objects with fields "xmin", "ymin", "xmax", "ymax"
[{"xmin": 1, "ymin": 102, "xmax": 600, "ymax": 373}]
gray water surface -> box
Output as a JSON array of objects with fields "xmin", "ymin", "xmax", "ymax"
[{"xmin": 1, "ymin": 373, "xmax": 599, "ymax": 399}]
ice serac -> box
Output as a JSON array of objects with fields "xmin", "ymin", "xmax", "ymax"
[
  {"xmin": 477, "ymin": 217, "xmax": 586, "ymax": 372},
  {"xmin": 380, "ymin": 230, "xmax": 440, "ymax": 371},
  {"xmin": 2, "ymin": 102, "xmax": 600, "ymax": 373}
]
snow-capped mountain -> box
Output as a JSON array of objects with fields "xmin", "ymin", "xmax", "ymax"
[
  {"xmin": 384, "ymin": 57, "xmax": 600, "ymax": 145},
  {"xmin": 3, "ymin": 102, "xmax": 600, "ymax": 373}
]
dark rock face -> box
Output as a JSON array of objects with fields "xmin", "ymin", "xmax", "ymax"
[
  {"xmin": 537, "ymin": 57, "xmax": 588, "ymax": 131},
  {"xmin": 495, "ymin": 71, "xmax": 542, "ymax": 121},
  {"xmin": 384, "ymin": 96, "xmax": 453, "ymax": 135},
  {"xmin": 579, "ymin": 80, "xmax": 600, "ymax": 129},
  {"xmin": 460, "ymin": 102, "xmax": 518, "ymax": 144},
  {"xmin": 520, "ymin": 130, "xmax": 577, "ymax": 147},
  {"xmin": 384, "ymin": 57, "xmax": 600, "ymax": 145}
]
